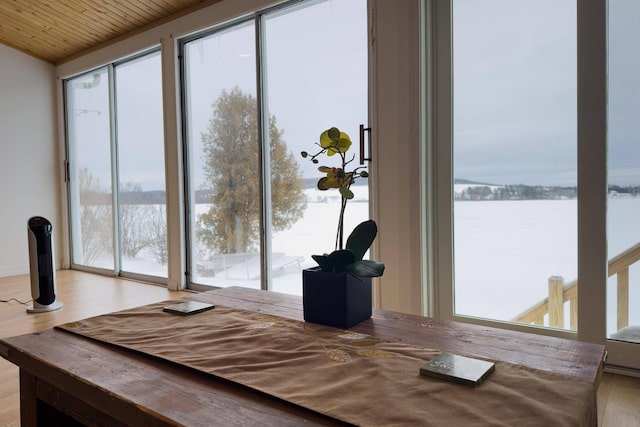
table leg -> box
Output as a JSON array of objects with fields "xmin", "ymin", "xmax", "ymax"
[{"xmin": 19, "ymin": 370, "xmax": 38, "ymax": 427}]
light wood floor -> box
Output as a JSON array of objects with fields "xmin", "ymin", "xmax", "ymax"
[
  {"xmin": 1, "ymin": 271, "xmax": 639, "ymax": 427},
  {"xmin": 0, "ymin": 270, "xmax": 192, "ymax": 427}
]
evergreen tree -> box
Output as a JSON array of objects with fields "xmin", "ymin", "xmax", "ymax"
[{"xmin": 197, "ymin": 87, "xmax": 306, "ymax": 254}]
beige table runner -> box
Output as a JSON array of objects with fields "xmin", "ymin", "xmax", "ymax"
[{"xmin": 56, "ymin": 302, "xmax": 596, "ymax": 426}]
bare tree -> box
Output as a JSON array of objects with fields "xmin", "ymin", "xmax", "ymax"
[
  {"xmin": 147, "ymin": 205, "xmax": 168, "ymax": 265},
  {"xmin": 77, "ymin": 169, "xmax": 169, "ymax": 266},
  {"xmin": 78, "ymin": 168, "xmax": 112, "ymax": 264},
  {"xmin": 119, "ymin": 182, "xmax": 153, "ymax": 258}
]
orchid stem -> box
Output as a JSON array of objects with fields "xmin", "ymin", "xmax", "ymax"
[
  {"xmin": 336, "ymin": 196, "xmax": 347, "ymax": 251},
  {"xmin": 336, "ymin": 151, "xmax": 349, "ymax": 251}
]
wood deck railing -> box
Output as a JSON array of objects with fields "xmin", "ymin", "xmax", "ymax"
[{"xmin": 514, "ymin": 242, "xmax": 640, "ymax": 330}]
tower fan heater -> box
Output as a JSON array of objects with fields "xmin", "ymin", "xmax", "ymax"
[{"xmin": 26, "ymin": 216, "xmax": 63, "ymax": 313}]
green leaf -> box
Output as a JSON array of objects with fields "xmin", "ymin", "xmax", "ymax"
[
  {"xmin": 345, "ymin": 220, "xmax": 378, "ymax": 261},
  {"xmin": 311, "ymin": 254, "xmax": 332, "ymax": 272},
  {"xmin": 344, "ymin": 260, "xmax": 385, "ymax": 277},
  {"xmin": 327, "ymin": 249, "xmax": 355, "ymax": 271},
  {"xmin": 312, "ymin": 250, "xmax": 355, "ymax": 272},
  {"xmin": 339, "ymin": 185, "xmax": 354, "ymax": 199}
]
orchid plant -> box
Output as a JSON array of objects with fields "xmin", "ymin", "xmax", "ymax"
[{"xmin": 301, "ymin": 127, "xmax": 385, "ymax": 278}]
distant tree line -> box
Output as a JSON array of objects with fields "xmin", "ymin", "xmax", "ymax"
[
  {"xmin": 608, "ymin": 185, "xmax": 640, "ymax": 195},
  {"xmin": 457, "ymin": 184, "xmax": 640, "ymax": 201},
  {"xmin": 99, "ymin": 182, "xmax": 639, "ymax": 205},
  {"xmin": 81, "ymin": 189, "xmax": 216, "ymax": 205},
  {"xmin": 457, "ymin": 185, "xmax": 577, "ymax": 201}
]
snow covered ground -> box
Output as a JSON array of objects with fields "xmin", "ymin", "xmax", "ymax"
[{"xmin": 119, "ymin": 189, "xmax": 640, "ymax": 335}]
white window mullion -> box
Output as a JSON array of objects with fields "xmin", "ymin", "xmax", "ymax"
[
  {"xmin": 108, "ymin": 64, "xmax": 122, "ymax": 275},
  {"xmin": 256, "ymin": 13, "xmax": 273, "ymax": 292},
  {"xmin": 162, "ymin": 36, "xmax": 187, "ymax": 291},
  {"xmin": 371, "ymin": 0, "xmax": 424, "ymax": 315},
  {"xmin": 432, "ymin": 0, "xmax": 454, "ymax": 320}
]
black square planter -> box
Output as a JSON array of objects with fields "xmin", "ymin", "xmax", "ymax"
[{"xmin": 302, "ymin": 267, "xmax": 372, "ymax": 329}]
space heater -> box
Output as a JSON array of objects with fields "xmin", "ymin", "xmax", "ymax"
[{"xmin": 26, "ymin": 216, "xmax": 63, "ymax": 313}]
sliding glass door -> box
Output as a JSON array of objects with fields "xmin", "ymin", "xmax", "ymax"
[
  {"xmin": 262, "ymin": 1, "xmax": 369, "ymax": 294},
  {"xmin": 67, "ymin": 68, "xmax": 114, "ymax": 270},
  {"xmin": 182, "ymin": 22, "xmax": 261, "ymax": 288},
  {"xmin": 450, "ymin": 0, "xmax": 577, "ymax": 330},
  {"xmin": 66, "ymin": 51, "xmax": 168, "ymax": 282},
  {"xmin": 114, "ymin": 52, "xmax": 167, "ymax": 277},
  {"xmin": 181, "ymin": 0, "xmax": 369, "ymax": 294},
  {"xmin": 606, "ymin": 0, "xmax": 640, "ymax": 370},
  {"xmin": 435, "ymin": 0, "xmax": 640, "ymax": 371}
]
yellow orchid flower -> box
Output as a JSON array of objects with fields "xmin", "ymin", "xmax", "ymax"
[
  {"xmin": 317, "ymin": 166, "xmax": 352, "ymax": 190},
  {"xmin": 300, "ymin": 126, "xmax": 371, "ymax": 251},
  {"xmin": 319, "ymin": 127, "xmax": 352, "ymax": 156}
]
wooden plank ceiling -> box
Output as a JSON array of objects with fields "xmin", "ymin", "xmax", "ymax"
[{"xmin": 0, "ymin": 0, "xmax": 220, "ymax": 64}]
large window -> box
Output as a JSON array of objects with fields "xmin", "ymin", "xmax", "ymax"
[
  {"xmin": 434, "ymin": 0, "xmax": 640, "ymax": 371},
  {"xmin": 67, "ymin": 68, "xmax": 113, "ymax": 270},
  {"xmin": 182, "ymin": 0, "xmax": 368, "ymax": 294},
  {"xmin": 182, "ymin": 22, "xmax": 260, "ymax": 288},
  {"xmin": 263, "ymin": 1, "xmax": 368, "ymax": 294},
  {"xmin": 451, "ymin": 0, "xmax": 577, "ymax": 329},
  {"xmin": 58, "ymin": 0, "xmax": 639, "ymax": 372},
  {"xmin": 607, "ymin": 0, "xmax": 640, "ymax": 344},
  {"xmin": 66, "ymin": 51, "xmax": 168, "ymax": 281},
  {"xmin": 114, "ymin": 53, "xmax": 167, "ymax": 277}
]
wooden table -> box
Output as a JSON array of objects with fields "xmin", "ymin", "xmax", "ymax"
[{"xmin": 0, "ymin": 286, "xmax": 605, "ymax": 426}]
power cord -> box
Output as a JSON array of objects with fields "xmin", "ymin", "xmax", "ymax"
[{"xmin": 1, "ymin": 297, "xmax": 32, "ymax": 305}]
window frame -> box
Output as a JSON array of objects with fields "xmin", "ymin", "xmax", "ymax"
[
  {"xmin": 64, "ymin": 48, "xmax": 169, "ymax": 285},
  {"xmin": 56, "ymin": 0, "xmax": 640, "ymax": 372},
  {"xmin": 57, "ymin": 0, "xmax": 425, "ymax": 307},
  {"xmin": 65, "ymin": 65, "xmax": 114, "ymax": 276},
  {"xmin": 430, "ymin": 0, "xmax": 640, "ymax": 371},
  {"xmin": 178, "ymin": 16, "xmax": 264, "ymax": 291},
  {"xmin": 178, "ymin": 0, "xmax": 374, "ymax": 293}
]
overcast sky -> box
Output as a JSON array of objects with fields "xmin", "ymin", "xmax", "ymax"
[
  {"xmin": 454, "ymin": 0, "xmax": 640, "ymax": 187},
  {"xmin": 184, "ymin": 0, "xmax": 367, "ymax": 188},
  {"xmin": 69, "ymin": 0, "xmax": 639, "ymax": 190}
]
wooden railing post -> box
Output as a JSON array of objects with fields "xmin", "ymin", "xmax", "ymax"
[
  {"xmin": 514, "ymin": 242, "xmax": 640, "ymax": 331},
  {"xmin": 548, "ymin": 276, "xmax": 564, "ymax": 328},
  {"xmin": 617, "ymin": 267, "xmax": 629, "ymax": 330},
  {"xmin": 570, "ymin": 294, "xmax": 578, "ymax": 331}
]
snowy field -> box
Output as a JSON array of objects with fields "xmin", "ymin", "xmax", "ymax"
[
  {"xmin": 192, "ymin": 187, "xmax": 371, "ymax": 294},
  {"xmin": 454, "ymin": 196, "xmax": 640, "ymax": 334},
  {"xmin": 118, "ymin": 189, "xmax": 640, "ymax": 335}
]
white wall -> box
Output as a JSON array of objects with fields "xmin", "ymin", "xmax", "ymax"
[
  {"xmin": 0, "ymin": 44, "xmax": 59, "ymax": 277},
  {"xmin": 371, "ymin": 0, "xmax": 423, "ymax": 315}
]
